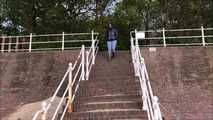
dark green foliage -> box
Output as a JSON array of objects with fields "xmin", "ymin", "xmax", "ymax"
[{"xmin": 1, "ymin": 0, "xmax": 213, "ymax": 50}]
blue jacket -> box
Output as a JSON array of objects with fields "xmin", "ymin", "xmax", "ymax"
[{"xmin": 106, "ymin": 28, "xmax": 118, "ymax": 41}]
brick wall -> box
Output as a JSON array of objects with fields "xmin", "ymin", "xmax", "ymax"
[
  {"xmin": 141, "ymin": 46, "xmax": 213, "ymax": 120},
  {"xmin": 0, "ymin": 50, "xmax": 80, "ymax": 117}
]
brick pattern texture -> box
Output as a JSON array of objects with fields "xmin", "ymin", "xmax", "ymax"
[
  {"xmin": 0, "ymin": 50, "xmax": 80, "ymax": 117},
  {"xmin": 141, "ymin": 46, "xmax": 213, "ymax": 120}
]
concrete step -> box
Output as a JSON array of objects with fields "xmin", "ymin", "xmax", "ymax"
[
  {"xmin": 77, "ymin": 87, "xmax": 140, "ymax": 98},
  {"xmin": 89, "ymin": 73, "xmax": 134, "ymax": 79},
  {"xmin": 80, "ymin": 80, "xmax": 139, "ymax": 88},
  {"xmin": 62, "ymin": 109, "xmax": 148, "ymax": 120},
  {"xmin": 78, "ymin": 85, "xmax": 140, "ymax": 96},
  {"xmin": 88, "ymin": 76, "xmax": 136, "ymax": 82},
  {"xmin": 74, "ymin": 100, "xmax": 143, "ymax": 112},
  {"xmin": 75, "ymin": 94, "xmax": 141, "ymax": 104}
]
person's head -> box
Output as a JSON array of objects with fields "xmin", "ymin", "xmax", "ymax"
[{"xmin": 108, "ymin": 23, "xmax": 112, "ymax": 29}]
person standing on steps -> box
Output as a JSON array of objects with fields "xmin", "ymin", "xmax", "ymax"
[{"xmin": 106, "ymin": 23, "xmax": 118, "ymax": 60}]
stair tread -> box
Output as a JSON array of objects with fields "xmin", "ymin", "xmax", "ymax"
[
  {"xmin": 82, "ymin": 100, "xmax": 141, "ymax": 105},
  {"xmin": 79, "ymin": 84, "xmax": 140, "ymax": 90},
  {"xmin": 75, "ymin": 93, "xmax": 141, "ymax": 101},
  {"xmin": 77, "ymin": 90, "xmax": 140, "ymax": 97},
  {"xmin": 77, "ymin": 109, "xmax": 143, "ymax": 113},
  {"xmin": 62, "ymin": 109, "xmax": 148, "ymax": 119}
]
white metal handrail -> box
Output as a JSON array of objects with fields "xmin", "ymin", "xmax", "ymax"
[
  {"xmin": 32, "ymin": 31, "xmax": 99, "ymax": 120},
  {"xmin": 0, "ymin": 33, "xmax": 99, "ymax": 39},
  {"xmin": 130, "ymin": 26, "xmax": 213, "ymax": 47},
  {"xmin": 85, "ymin": 33, "xmax": 99, "ymax": 80},
  {"xmin": 0, "ymin": 31, "xmax": 99, "ymax": 53},
  {"xmin": 135, "ymin": 27, "xmax": 213, "ymax": 33},
  {"xmin": 130, "ymin": 32, "xmax": 163, "ymax": 120},
  {"xmin": 0, "ymin": 39, "xmax": 93, "ymax": 45}
]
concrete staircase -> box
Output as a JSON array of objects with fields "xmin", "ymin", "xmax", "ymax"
[{"xmin": 61, "ymin": 51, "xmax": 148, "ymax": 119}]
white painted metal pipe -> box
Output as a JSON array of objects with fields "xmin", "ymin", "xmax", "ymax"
[
  {"xmin": 92, "ymin": 30, "xmax": 95, "ymax": 65},
  {"xmin": 29, "ymin": 33, "xmax": 32, "ymax": 52},
  {"xmin": 62, "ymin": 32, "xmax": 64, "ymax": 50},
  {"xmin": 1, "ymin": 36, "xmax": 5, "ymax": 53},
  {"xmin": 201, "ymin": 26, "xmax": 206, "ymax": 46},
  {"xmin": 81, "ymin": 45, "xmax": 85, "ymax": 80},
  {"xmin": 86, "ymin": 51, "xmax": 89, "ymax": 80}
]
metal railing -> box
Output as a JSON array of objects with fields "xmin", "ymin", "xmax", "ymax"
[
  {"xmin": 86, "ymin": 35, "xmax": 99, "ymax": 80},
  {"xmin": 133, "ymin": 26, "xmax": 213, "ymax": 47},
  {"xmin": 130, "ymin": 31, "xmax": 163, "ymax": 120},
  {"xmin": 0, "ymin": 31, "xmax": 99, "ymax": 53},
  {"xmin": 32, "ymin": 33, "xmax": 99, "ymax": 120}
]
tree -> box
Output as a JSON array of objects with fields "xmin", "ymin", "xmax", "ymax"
[{"xmin": 1, "ymin": 0, "xmax": 212, "ymax": 48}]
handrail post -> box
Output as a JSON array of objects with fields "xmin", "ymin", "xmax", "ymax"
[
  {"xmin": 134, "ymin": 29, "xmax": 139, "ymax": 77},
  {"xmin": 163, "ymin": 28, "xmax": 166, "ymax": 47},
  {"xmin": 1, "ymin": 36, "xmax": 5, "ymax": 53},
  {"xmin": 82, "ymin": 45, "xmax": 85, "ymax": 80},
  {"xmin": 131, "ymin": 34, "xmax": 138, "ymax": 77},
  {"xmin": 135, "ymin": 29, "xmax": 139, "ymax": 47},
  {"xmin": 153, "ymin": 96, "xmax": 162, "ymax": 120},
  {"xmin": 130, "ymin": 37, "xmax": 135, "ymax": 64},
  {"xmin": 29, "ymin": 33, "xmax": 32, "ymax": 52},
  {"xmin": 41, "ymin": 102, "xmax": 47, "ymax": 120},
  {"xmin": 201, "ymin": 26, "xmax": 205, "ymax": 46},
  {"xmin": 141, "ymin": 68, "xmax": 148, "ymax": 111},
  {"xmin": 16, "ymin": 36, "xmax": 19, "ymax": 52},
  {"xmin": 86, "ymin": 51, "xmax": 89, "ymax": 80},
  {"xmin": 68, "ymin": 63, "xmax": 73, "ymax": 113},
  {"xmin": 91, "ymin": 30, "xmax": 95, "ymax": 65},
  {"xmin": 62, "ymin": 32, "xmax": 65, "ymax": 50},
  {"xmin": 8, "ymin": 36, "xmax": 11, "ymax": 52}
]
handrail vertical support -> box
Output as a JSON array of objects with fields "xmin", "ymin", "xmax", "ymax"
[
  {"xmin": 82, "ymin": 45, "xmax": 85, "ymax": 80},
  {"xmin": 68, "ymin": 63, "xmax": 73, "ymax": 113},
  {"xmin": 153, "ymin": 96, "xmax": 163, "ymax": 120},
  {"xmin": 134, "ymin": 29, "xmax": 139, "ymax": 77},
  {"xmin": 142, "ymin": 95, "xmax": 147, "ymax": 111},
  {"xmin": 130, "ymin": 37, "xmax": 135, "ymax": 64},
  {"xmin": 135, "ymin": 29, "xmax": 139, "ymax": 47},
  {"xmin": 163, "ymin": 28, "xmax": 166, "ymax": 47},
  {"xmin": 92, "ymin": 30, "xmax": 95, "ymax": 65},
  {"xmin": 16, "ymin": 36, "xmax": 19, "ymax": 52},
  {"xmin": 86, "ymin": 51, "xmax": 89, "ymax": 80},
  {"xmin": 62, "ymin": 32, "xmax": 65, "ymax": 50},
  {"xmin": 8, "ymin": 36, "xmax": 11, "ymax": 52},
  {"xmin": 1, "ymin": 36, "xmax": 5, "ymax": 53},
  {"xmin": 29, "ymin": 33, "xmax": 32, "ymax": 52},
  {"xmin": 201, "ymin": 26, "xmax": 205, "ymax": 46},
  {"xmin": 41, "ymin": 102, "xmax": 47, "ymax": 120}
]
